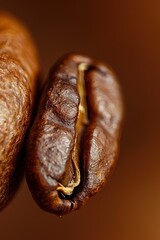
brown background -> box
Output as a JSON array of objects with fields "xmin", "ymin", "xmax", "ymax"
[{"xmin": 0, "ymin": 0, "xmax": 160, "ymax": 240}]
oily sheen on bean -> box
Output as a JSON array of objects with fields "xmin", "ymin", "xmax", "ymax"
[{"xmin": 26, "ymin": 53, "xmax": 123, "ymax": 215}]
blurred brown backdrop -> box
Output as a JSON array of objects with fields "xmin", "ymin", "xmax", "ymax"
[{"xmin": 0, "ymin": 0, "xmax": 160, "ymax": 239}]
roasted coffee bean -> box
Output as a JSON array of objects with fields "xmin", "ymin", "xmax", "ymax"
[
  {"xmin": 26, "ymin": 53, "xmax": 123, "ymax": 215},
  {"xmin": 0, "ymin": 12, "xmax": 39, "ymax": 209}
]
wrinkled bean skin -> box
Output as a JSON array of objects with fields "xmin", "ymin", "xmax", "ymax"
[
  {"xmin": 0, "ymin": 13, "xmax": 39, "ymax": 210},
  {"xmin": 26, "ymin": 53, "xmax": 123, "ymax": 215}
]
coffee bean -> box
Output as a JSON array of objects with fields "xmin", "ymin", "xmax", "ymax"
[
  {"xmin": 0, "ymin": 12, "xmax": 40, "ymax": 210},
  {"xmin": 26, "ymin": 53, "xmax": 123, "ymax": 215}
]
